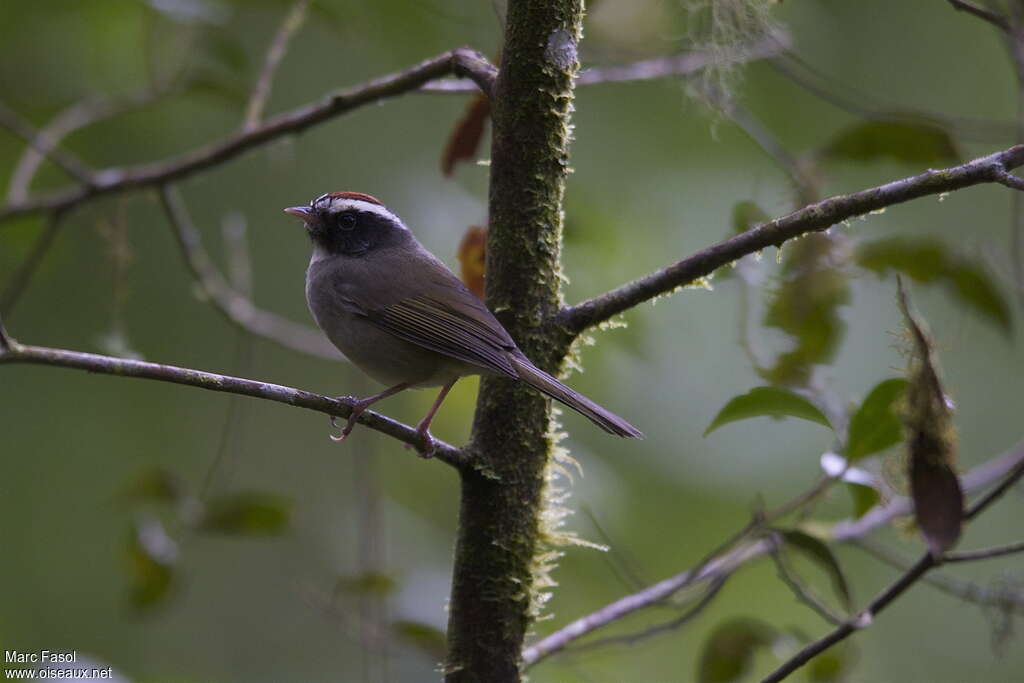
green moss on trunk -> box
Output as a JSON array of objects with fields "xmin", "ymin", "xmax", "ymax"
[{"xmin": 444, "ymin": 1, "xmax": 583, "ymax": 681}]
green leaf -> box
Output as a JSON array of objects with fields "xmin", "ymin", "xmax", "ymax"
[
  {"xmin": 857, "ymin": 238, "xmax": 1011, "ymax": 334},
  {"xmin": 697, "ymin": 618, "xmax": 776, "ymax": 683},
  {"xmin": 780, "ymin": 529, "xmax": 852, "ymax": 611},
  {"xmin": 762, "ymin": 234, "xmax": 850, "ymax": 385},
  {"xmin": 846, "ymin": 378, "xmax": 908, "ymax": 461},
  {"xmin": 846, "ymin": 482, "xmax": 880, "ymax": 519},
  {"xmin": 393, "ymin": 620, "xmax": 447, "ymax": 660},
  {"xmin": 731, "ymin": 200, "xmax": 770, "ymax": 234},
  {"xmin": 822, "ymin": 119, "xmax": 960, "ymax": 165},
  {"xmin": 705, "ymin": 386, "xmax": 832, "ymax": 437},
  {"xmin": 335, "ymin": 571, "xmax": 398, "ymax": 597},
  {"xmin": 126, "ymin": 519, "xmax": 177, "ymax": 610},
  {"xmin": 198, "ymin": 491, "xmax": 291, "ymax": 535}
]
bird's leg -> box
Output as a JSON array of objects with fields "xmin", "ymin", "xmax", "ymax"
[
  {"xmin": 411, "ymin": 379, "xmax": 458, "ymax": 458},
  {"xmin": 330, "ymin": 382, "xmax": 411, "ymax": 442}
]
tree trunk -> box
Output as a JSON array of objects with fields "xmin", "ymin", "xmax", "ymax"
[{"xmin": 444, "ymin": 1, "xmax": 583, "ymax": 681}]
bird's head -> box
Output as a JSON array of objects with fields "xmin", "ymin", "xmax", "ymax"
[{"xmin": 284, "ymin": 191, "xmax": 410, "ymax": 257}]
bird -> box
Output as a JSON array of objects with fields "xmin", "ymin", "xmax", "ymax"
[{"xmin": 284, "ymin": 191, "xmax": 643, "ymax": 455}]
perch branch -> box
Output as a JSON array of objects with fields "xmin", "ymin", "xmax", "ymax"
[
  {"xmin": 558, "ymin": 144, "xmax": 1024, "ymax": 335},
  {"xmin": 157, "ymin": 185, "xmax": 340, "ymax": 360},
  {"xmin": 0, "ymin": 49, "xmax": 496, "ymax": 223},
  {"xmin": 0, "ymin": 339, "xmax": 465, "ymax": 468},
  {"xmin": 945, "ymin": 541, "xmax": 1024, "ymax": 563}
]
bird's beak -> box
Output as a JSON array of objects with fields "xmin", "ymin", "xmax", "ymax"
[{"xmin": 283, "ymin": 206, "xmax": 315, "ymax": 225}]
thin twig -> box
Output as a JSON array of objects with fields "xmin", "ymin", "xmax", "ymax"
[
  {"xmin": 564, "ymin": 575, "xmax": 730, "ymax": 655},
  {"xmin": 0, "ymin": 49, "xmax": 497, "ymax": 223},
  {"xmin": 946, "ymin": 0, "xmax": 1011, "ymax": 32},
  {"xmin": 0, "ymin": 340, "xmax": 465, "ymax": 467},
  {"xmin": 243, "ymin": 0, "xmax": 311, "ymax": 131},
  {"xmin": 0, "ymin": 314, "xmax": 10, "ymax": 350},
  {"xmin": 6, "ymin": 91, "xmax": 172, "ymax": 204},
  {"xmin": 0, "ymin": 101, "xmax": 94, "ymax": 188},
  {"xmin": 157, "ymin": 185, "xmax": 341, "ymax": 360},
  {"xmin": 558, "ymin": 144, "xmax": 1024, "ymax": 335},
  {"xmin": 761, "ymin": 458, "xmax": 1024, "ymax": 683},
  {"xmin": 770, "ymin": 541, "xmax": 846, "ymax": 626},
  {"xmin": 0, "ymin": 211, "xmax": 64, "ymax": 317},
  {"xmin": 945, "ymin": 541, "xmax": 1024, "ymax": 563},
  {"xmin": 523, "ymin": 444, "xmax": 1024, "ymax": 669},
  {"xmin": 854, "ymin": 538, "xmax": 1024, "ymax": 612}
]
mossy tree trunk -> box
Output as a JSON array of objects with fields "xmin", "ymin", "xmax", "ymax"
[{"xmin": 443, "ymin": 1, "xmax": 583, "ymax": 681}]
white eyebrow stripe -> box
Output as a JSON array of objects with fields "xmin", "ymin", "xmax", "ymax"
[{"xmin": 315, "ymin": 197, "xmax": 405, "ymax": 227}]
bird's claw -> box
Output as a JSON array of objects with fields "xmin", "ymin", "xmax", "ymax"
[
  {"xmin": 329, "ymin": 397, "xmax": 364, "ymax": 443},
  {"xmin": 405, "ymin": 428, "xmax": 437, "ymax": 459}
]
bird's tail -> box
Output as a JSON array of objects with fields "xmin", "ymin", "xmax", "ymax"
[{"xmin": 509, "ymin": 354, "xmax": 643, "ymax": 439}]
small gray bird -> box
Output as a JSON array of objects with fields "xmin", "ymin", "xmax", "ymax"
[{"xmin": 285, "ymin": 191, "xmax": 643, "ymax": 454}]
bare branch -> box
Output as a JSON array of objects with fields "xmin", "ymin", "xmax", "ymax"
[
  {"xmin": 770, "ymin": 542, "xmax": 846, "ymax": 626},
  {"xmin": 7, "ymin": 91, "xmax": 170, "ymax": 204},
  {"xmin": 563, "ymin": 575, "xmax": 730, "ymax": 655},
  {"xmin": 421, "ymin": 32, "xmax": 788, "ymax": 94},
  {"xmin": 558, "ymin": 144, "xmax": 1024, "ymax": 335},
  {"xmin": 243, "ymin": 0, "xmax": 311, "ymax": 131},
  {"xmin": 157, "ymin": 185, "xmax": 341, "ymax": 360},
  {"xmin": 0, "ymin": 101, "xmax": 94, "ymax": 188},
  {"xmin": 0, "ymin": 211, "xmax": 64, "ymax": 317},
  {"xmin": 0, "ymin": 314, "xmax": 10, "ymax": 351},
  {"xmin": 946, "ymin": 0, "xmax": 1011, "ymax": 32},
  {"xmin": 854, "ymin": 538, "xmax": 1024, "ymax": 612},
  {"xmin": 761, "ymin": 458, "xmax": 1024, "ymax": 683},
  {"xmin": 945, "ymin": 541, "xmax": 1024, "ymax": 563},
  {"xmin": 523, "ymin": 444, "xmax": 1024, "ymax": 669},
  {"xmin": 0, "ymin": 49, "xmax": 496, "ymax": 223},
  {"xmin": 0, "ymin": 340, "xmax": 465, "ymax": 467}
]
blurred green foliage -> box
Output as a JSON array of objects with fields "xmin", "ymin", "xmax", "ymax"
[{"xmin": 2, "ymin": 1, "xmax": 1023, "ymax": 682}]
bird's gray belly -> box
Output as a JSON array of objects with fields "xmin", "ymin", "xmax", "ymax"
[{"xmin": 307, "ymin": 292, "xmax": 471, "ymax": 388}]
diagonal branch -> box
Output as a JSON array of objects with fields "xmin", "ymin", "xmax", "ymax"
[
  {"xmin": 0, "ymin": 211, "xmax": 65, "ymax": 317},
  {"xmin": 243, "ymin": 0, "xmax": 311, "ymax": 131},
  {"xmin": 0, "ymin": 339, "xmax": 465, "ymax": 468},
  {"xmin": 946, "ymin": 0, "xmax": 1011, "ymax": 32},
  {"xmin": 157, "ymin": 185, "xmax": 341, "ymax": 360},
  {"xmin": 558, "ymin": 144, "xmax": 1024, "ymax": 335},
  {"xmin": 0, "ymin": 49, "xmax": 497, "ymax": 223},
  {"xmin": 522, "ymin": 442, "xmax": 1024, "ymax": 669},
  {"xmin": 0, "ymin": 101, "xmax": 94, "ymax": 188},
  {"xmin": 760, "ymin": 457, "xmax": 1024, "ymax": 683}
]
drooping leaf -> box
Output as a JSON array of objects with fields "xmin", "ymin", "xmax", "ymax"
[
  {"xmin": 898, "ymin": 280, "xmax": 963, "ymax": 557},
  {"xmin": 457, "ymin": 225, "xmax": 488, "ymax": 299},
  {"xmin": 822, "ymin": 119, "xmax": 960, "ymax": 165},
  {"xmin": 394, "ymin": 620, "xmax": 447, "ymax": 660},
  {"xmin": 731, "ymin": 200, "xmax": 770, "ymax": 235},
  {"xmin": 857, "ymin": 238, "xmax": 1011, "ymax": 334},
  {"xmin": 197, "ymin": 491, "xmax": 291, "ymax": 535},
  {"xmin": 780, "ymin": 529, "xmax": 852, "ymax": 611},
  {"xmin": 846, "ymin": 482, "xmax": 880, "ymax": 519},
  {"xmin": 335, "ymin": 571, "xmax": 398, "ymax": 597},
  {"xmin": 846, "ymin": 378, "xmax": 908, "ymax": 462},
  {"xmin": 126, "ymin": 518, "xmax": 178, "ymax": 610},
  {"xmin": 697, "ymin": 618, "xmax": 777, "ymax": 683},
  {"xmin": 705, "ymin": 386, "xmax": 832, "ymax": 437},
  {"xmin": 441, "ymin": 94, "xmax": 491, "ymax": 177},
  {"xmin": 763, "ymin": 233, "xmax": 850, "ymax": 385}
]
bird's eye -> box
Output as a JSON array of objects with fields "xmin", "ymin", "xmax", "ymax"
[{"xmin": 339, "ymin": 214, "xmax": 357, "ymax": 231}]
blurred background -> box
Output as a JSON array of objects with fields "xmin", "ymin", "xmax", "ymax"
[{"xmin": 2, "ymin": 0, "xmax": 1023, "ymax": 681}]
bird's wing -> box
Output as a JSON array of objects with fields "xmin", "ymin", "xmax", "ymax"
[{"xmin": 359, "ymin": 293, "xmax": 519, "ymax": 378}]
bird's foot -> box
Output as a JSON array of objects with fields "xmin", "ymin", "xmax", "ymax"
[
  {"xmin": 329, "ymin": 396, "xmax": 368, "ymax": 443},
  {"xmin": 403, "ymin": 426, "xmax": 437, "ymax": 459}
]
